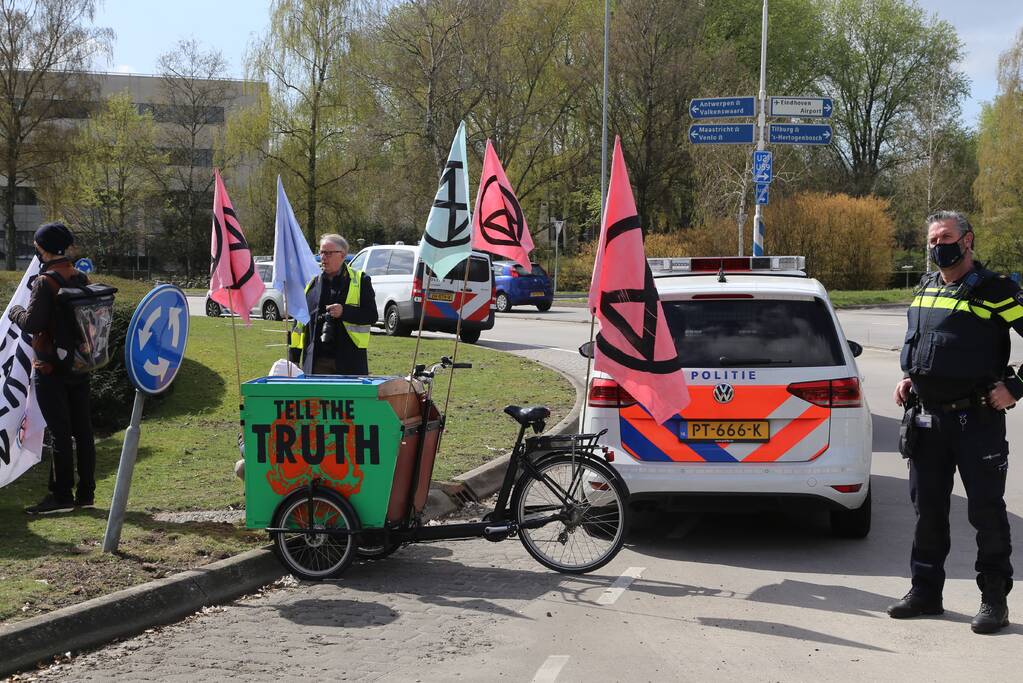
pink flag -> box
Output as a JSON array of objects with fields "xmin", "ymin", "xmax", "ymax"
[
  {"xmin": 209, "ymin": 169, "xmax": 264, "ymax": 324},
  {"xmin": 471, "ymin": 140, "xmax": 534, "ymax": 270},
  {"xmin": 589, "ymin": 137, "xmax": 689, "ymax": 424}
]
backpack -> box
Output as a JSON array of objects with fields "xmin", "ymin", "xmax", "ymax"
[{"xmin": 42, "ymin": 271, "xmax": 118, "ymax": 374}]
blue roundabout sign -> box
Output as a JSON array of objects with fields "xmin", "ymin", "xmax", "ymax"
[{"xmin": 125, "ymin": 284, "xmax": 190, "ymax": 395}]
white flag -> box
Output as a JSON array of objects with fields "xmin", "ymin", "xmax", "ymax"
[
  {"xmin": 0, "ymin": 257, "xmax": 47, "ymax": 488},
  {"xmin": 418, "ymin": 121, "xmax": 472, "ymax": 280}
]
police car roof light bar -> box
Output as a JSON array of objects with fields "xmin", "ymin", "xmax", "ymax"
[{"xmin": 647, "ymin": 255, "xmax": 805, "ymax": 274}]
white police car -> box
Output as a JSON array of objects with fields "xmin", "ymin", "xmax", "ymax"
[{"xmin": 583, "ymin": 256, "xmax": 872, "ymax": 537}]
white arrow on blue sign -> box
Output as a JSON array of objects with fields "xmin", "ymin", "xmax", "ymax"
[
  {"xmin": 689, "ymin": 124, "xmax": 755, "ymax": 145},
  {"xmin": 769, "ymin": 97, "xmax": 833, "ymax": 118},
  {"xmin": 125, "ymin": 284, "xmax": 190, "ymax": 395},
  {"xmin": 755, "ymin": 183, "xmax": 769, "ymax": 206},
  {"xmin": 753, "ymin": 151, "xmax": 773, "ymax": 183},
  {"xmin": 74, "ymin": 257, "xmax": 94, "ymax": 274},
  {"xmin": 689, "ymin": 96, "xmax": 756, "ymax": 119},
  {"xmin": 768, "ymin": 123, "xmax": 833, "ymax": 145}
]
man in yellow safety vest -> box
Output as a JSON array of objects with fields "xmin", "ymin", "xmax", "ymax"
[{"xmin": 289, "ymin": 234, "xmax": 377, "ymax": 375}]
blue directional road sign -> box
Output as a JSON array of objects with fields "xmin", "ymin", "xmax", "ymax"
[
  {"xmin": 755, "ymin": 183, "xmax": 769, "ymax": 206},
  {"xmin": 689, "ymin": 96, "xmax": 756, "ymax": 119},
  {"xmin": 753, "ymin": 151, "xmax": 773, "ymax": 183},
  {"xmin": 768, "ymin": 97, "xmax": 833, "ymax": 118},
  {"xmin": 74, "ymin": 257, "xmax": 94, "ymax": 273},
  {"xmin": 768, "ymin": 123, "xmax": 833, "ymax": 145},
  {"xmin": 125, "ymin": 284, "xmax": 190, "ymax": 395},
  {"xmin": 689, "ymin": 124, "xmax": 755, "ymax": 145}
]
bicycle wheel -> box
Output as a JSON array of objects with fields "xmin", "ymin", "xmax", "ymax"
[
  {"xmin": 356, "ymin": 531, "xmax": 402, "ymax": 560},
  {"xmin": 270, "ymin": 488, "xmax": 358, "ymax": 581},
  {"xmin": 511, "ymin": 453, "xmax": 628, "ymax": 574}
]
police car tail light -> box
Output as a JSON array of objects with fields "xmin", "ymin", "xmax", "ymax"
[
  {"xmin": 787, "ymin": 377, "xmax": 861, "ymax": 408},
  {"xmin": 412, "ymin": 275, "xmax": 424, "ymax": 303},
  {"xmin": 588, "ymin": 378, "xmax": 637, "ymax": 409},
  {"xmin": 831, "ymin": 484, "xmax": 862, "ymax": 493}
]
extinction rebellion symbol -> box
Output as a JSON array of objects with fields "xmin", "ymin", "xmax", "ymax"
[{"xmin": 713, "ymin": 383, "xmax": 734, "ymax": 404}]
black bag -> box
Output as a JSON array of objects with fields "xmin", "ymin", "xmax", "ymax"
[
  {"xmin": 43, "ymin": 271, "xmax": 118, "ymax": 374},
  {"xmin": 898, "ymin": 393, "xmax": 921, "ymax": 459}
]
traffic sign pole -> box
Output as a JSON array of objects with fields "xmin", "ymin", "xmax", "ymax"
[
  {"xmin": 104, "ymin": 284, "xmax": 190, "ymax": 554},
  {"xmin": 102, "ymin": 390, "xmax": 145, "ymax": 553},
  {"xmin": 752, "ymin": 0, "xmax": 768, "ymax": 257}
]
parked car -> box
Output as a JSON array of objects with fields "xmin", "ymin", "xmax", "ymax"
[
  {"xmin": 582, "ymin": 255, "xmax": 873, "ymax": 538},
  {"xmin": 491, "ymin": 260, "xmax": 553, "ymax": 312},
  {"xmin": 205, "ymin": 261, "xmax": 287, "ymax": 321},
  {"xmin": 349, "ymin": 244, "xmax": 495, "ymax": 343}
]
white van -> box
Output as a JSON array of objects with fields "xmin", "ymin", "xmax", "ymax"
[{"xmin": 349, "ymin": 244, "xmax": 496, "ymax": 343}]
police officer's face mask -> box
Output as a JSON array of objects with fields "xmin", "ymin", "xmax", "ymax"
[{"xmin": 929, "ymin": 234, "xmax": 969, "ymax": 269}]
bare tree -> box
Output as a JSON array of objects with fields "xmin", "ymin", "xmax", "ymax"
[
  {"xmin": 0, "ymin": 0, "xmax": 112, "ymax": 269},
  {"xmin": 156, "ymin": 38, "xmax": 236, "ymax": 277}
]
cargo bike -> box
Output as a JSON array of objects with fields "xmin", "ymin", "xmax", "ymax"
[{"xmin": 241, "ymin": 357, "xmax": 629, "ymax": 580}]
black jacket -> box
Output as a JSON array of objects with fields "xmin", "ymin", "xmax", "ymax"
[
  {"xmin": 901, "ymin": 265, "xmax": 1023, "ymax": 404},
  {"xmin": 289, "ymin": 268, "xmax": 377, "ymax": 375}
]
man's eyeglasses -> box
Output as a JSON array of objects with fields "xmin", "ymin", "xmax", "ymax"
[{"xmin": 319, "ymin": 250, "xmax": 344, "ymax": 256}]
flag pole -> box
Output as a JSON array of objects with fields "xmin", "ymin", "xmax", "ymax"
[
  {"xmin": 439, "ymin": 259, "xmax": 472, "ymax": 444},
  {"xmin": 282, "ymin": 286, "xmax": 292, "ymax": 377},
  {"xmin": 226, "ymin": 289, "xmax": 243, "ymax": 398},
  {"xmin": 401, "ymin": 270, "xmax": 433, "ymax": 419}
]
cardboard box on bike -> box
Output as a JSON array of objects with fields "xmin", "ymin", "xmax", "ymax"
[{"xmin": 241, "ymin": 375, "xmax": 441, "ymax": 529}]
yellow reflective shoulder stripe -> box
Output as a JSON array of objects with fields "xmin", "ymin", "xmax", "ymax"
[
  {"xmin": 910, "ymin": 295, "xmax": 992, "ymax": 319},
  {"xmin": 998, "ymin": 305, "xmax": 1023, "ymax": 323},
  {"xmin": 342, "ymin": 265, "xmax": 370, "ymax": 349},
  {"xmin": 984, "ymin": 297, "xmax": 1016, "ymax": 309}
]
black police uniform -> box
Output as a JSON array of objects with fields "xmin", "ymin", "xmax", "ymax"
[{"xmin": 900, "ymin": 263, "xmax": 1023, "ymax": 601}]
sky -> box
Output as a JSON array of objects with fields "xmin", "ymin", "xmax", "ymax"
[{"xmin": 93, "ymin": 0, "xmax": 1022, "ymax": 129}]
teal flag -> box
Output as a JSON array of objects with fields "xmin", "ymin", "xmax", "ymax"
[{"xmin": 419, "ymin": 121, "xmax": 472, "ymax": 279}]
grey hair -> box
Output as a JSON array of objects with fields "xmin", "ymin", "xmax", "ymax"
[
  {"xmin": 319, "ymin": 234, "xmax": 349, "ymax": 252},
  {"xmin": 926, "ymin": 210, "xmax": 972, "ymax": 237}
]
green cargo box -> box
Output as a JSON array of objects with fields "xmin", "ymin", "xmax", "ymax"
[{"xmin": 242, "ymin": 375, "xmax": 440, "ymax": 530}]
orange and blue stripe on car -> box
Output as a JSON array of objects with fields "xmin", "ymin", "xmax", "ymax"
[
  {"xmin": 424, "ymin": 292, "xmax": 486, "ymax": 320},
  {"xmin": 618, "ymin": 385, "xmax": 830, "ymax": 463}
]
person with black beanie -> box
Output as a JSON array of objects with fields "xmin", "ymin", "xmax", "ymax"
[{"xmin": 7, "ymin": 222, "xmax": 97, "ymax": 514}]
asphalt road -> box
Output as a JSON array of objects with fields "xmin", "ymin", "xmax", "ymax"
[{"xmin": 57, "ymin": 304, "xmax": 1023, "ymax": 681}]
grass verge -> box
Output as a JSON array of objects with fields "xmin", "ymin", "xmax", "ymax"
[
  {"xmin": 0, "ymin": 316, "xmax": 573, "ymax": 624},
  {"xmin": 828, "ymin": 288, "xmax": 914, "ymax": 307}
]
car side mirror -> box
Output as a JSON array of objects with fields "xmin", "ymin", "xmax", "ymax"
[
  {"xmin": 848, "ymin": 340, "xmax": 863, "ymax": 358},
  {"xmin": 579, "ymin": 341, "xmax": 594, "ymax": 359}
]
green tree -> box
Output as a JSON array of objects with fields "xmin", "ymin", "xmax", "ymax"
[
  {"xmin": 0, "ymin": 0, "xmax": 112, "ymax": 269},
  {"xmin": 38, "ymin": 92, "xmax": 164, "ymax": 271},
  {"xmin": 819, "ymin": 0, "xmax": 968, "ymax": 197},
  {"xmin": 974, "ymin": 27, "xmax": 1023, "ymax": 272}
]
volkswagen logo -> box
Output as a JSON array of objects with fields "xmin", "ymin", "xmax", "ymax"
[{"xmin": 713, "ymin": 383, "xmax": 734, "ymax": 404}]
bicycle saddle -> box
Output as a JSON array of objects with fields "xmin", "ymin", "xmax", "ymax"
[{"xmin": 503, "ymin": 405, "xmax": 551, "ymax": 425}]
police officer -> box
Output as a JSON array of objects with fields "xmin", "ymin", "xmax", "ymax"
[
  {"xmin": 889, "ymin": 211, "xmax": 1022, "ymax": 634},
  {"xmin": 7, "ymin": 223, "xmax": 97, "ymax": 515},
  {"xmin": 288, "ymin": 234, "xmax": 377, "ymax": 375}
]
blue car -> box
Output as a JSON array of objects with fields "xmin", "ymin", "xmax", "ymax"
[{"xmin": 492, "ymin": 260, "xmax": 553, "ymax": 312}]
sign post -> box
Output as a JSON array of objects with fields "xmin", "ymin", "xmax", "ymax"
[
  {"xmin": 752, "ymin": 0, "xmax": 769, "ymax": 257},
  {"xmin": 103, "ymin": 284, "xmax": 190, "ymax": 553},
  {"xmin": 552, "ymin": 219, "xmax": 564, "ymax": 297}
]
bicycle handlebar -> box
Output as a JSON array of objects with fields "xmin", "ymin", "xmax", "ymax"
[{"xmin": 412, "ymin": 357, "xmax": 473, "ymax": 380}]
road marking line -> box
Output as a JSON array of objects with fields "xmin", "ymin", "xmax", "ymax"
[
  {"xmin": 532, "ymin": 655, "xmax": 570, "ymax": 682},
  {"xmin": 597, "ymin": 566, "xmax": 645, "ymax": 605}
]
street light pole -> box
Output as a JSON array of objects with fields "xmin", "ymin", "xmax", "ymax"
[{"xmin": 752, "ymin": 0, "xmax": 768, "ymax": 257}]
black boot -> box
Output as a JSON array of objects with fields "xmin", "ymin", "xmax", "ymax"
[
  {"xmin": 972, "ymin": 575, "xmax": 1010, "ymax": 634},
  {"xmin": 887, "ymin": 589, "xmax": 944, "ymax": 618}
]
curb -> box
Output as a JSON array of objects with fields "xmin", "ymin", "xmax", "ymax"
[
  {"xmin": 0, "ymin": 548, "xmax": 282, "ymax": 677},
  {"xmin": 0, "ymin": 355, "xmax": 586, "ymax": 678}
]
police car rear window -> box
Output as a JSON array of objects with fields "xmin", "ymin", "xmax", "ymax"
[{"xmin": 662, "ymin": 298, "xmax": 846, "ymax": 368}]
